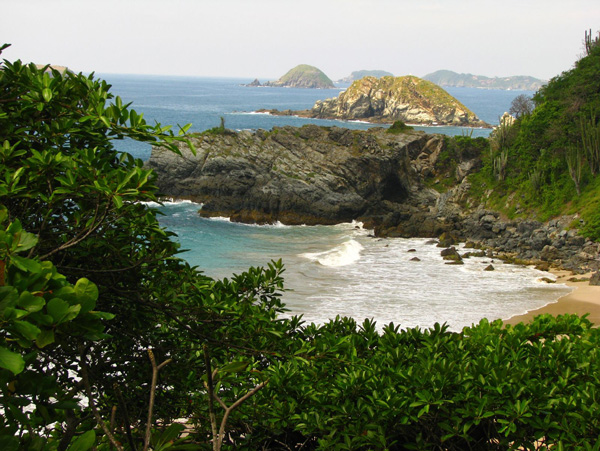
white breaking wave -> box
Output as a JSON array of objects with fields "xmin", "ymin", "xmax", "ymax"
[
  {"xmin": 206, "ymin": 216, "xmax": 231, "ymax": 222},
  {"xmin": 301, "ymin": 239, "xmax": 363, "ymax": 267},
  {"xmin": 141, "ymin": 199, "xmax": 199, "ymax": 208}
]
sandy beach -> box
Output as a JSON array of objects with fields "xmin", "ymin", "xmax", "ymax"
[{"xmin": 504, "ymin": 270, "xmax": 600, "ymax": 326}]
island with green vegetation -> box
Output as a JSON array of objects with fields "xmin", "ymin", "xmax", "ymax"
[
  {"xmin": 423, "ymin": 69, "xmax": 546, "ymax": 90},
  {"xmin": 258, "ymin": 64, "xmax": 335, "ymax": 89},
  {"xmin": 260, "ymin": 75, "xmax": 489, "ymax": 127},
  {"xmin": 336, "ymin": 69, "xmax": 394, "ymax": 83},
  {"xmin": 2, "ymin": 31, "xmax": 600, "ymax": 450}
]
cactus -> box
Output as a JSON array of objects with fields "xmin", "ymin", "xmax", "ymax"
[
  {"xmin": 580, "ymin": 112, "xmax": 600, "ymax": 175},
  {"xmin": 529, "ymin": 168, "xmax": 543, "ymax": 193},
  {"xmin": 566, "ymin": 145, "xmax": 583, "ymax": 195},
  {"xmin": 493, "ymin": 149, "xmax": 508, "ymax": 181},
  {"xmin": 584, "ymin": 29, "xmax": 600, "ymax": 56}
]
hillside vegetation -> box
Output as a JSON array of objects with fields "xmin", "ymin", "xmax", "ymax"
[{"xmin": 465, "ymin": 36, "xmax": 600, "ymax": 241}]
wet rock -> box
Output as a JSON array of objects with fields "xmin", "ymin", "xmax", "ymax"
[
  {"xmin": 441, "ymin": 247, "xmax": 462, "ymax": 262},
  {"xmin": 484, "ymin": 264, "xmax": 495, "ymax": 271}
]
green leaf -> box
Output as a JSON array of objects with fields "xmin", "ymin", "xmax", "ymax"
[
  {"xmin": 74, "ymin": 278, "xmax": 98, "ymax": 310},
  {"xmin": 47, "ymin": 298, "xmax": 69, "ymax": 323},
  {"xmin": 112, "ymin": 195, "xmax": 123, "ymax": 209},
  {"xmin": 13, "ymin": 320, "xmax": 41, "ymax": 340},
  {"xmin": 67, "ymin": 430, "xmax": 96, "ymax": 451},
  {"xmin": 0, "ymin": 346, "xmax": 25, "ymax": 375},
  {"xmin": 219, "ymin": 361, "xmax": 250, "ymax": 374},
  {"xmin": 15, "ymin": 230, "xmax": 38, "ymax": 252},
  {"xmin": 42, "ymin": 88, "xmax": 52, "ymax": 102},
  {"xmin": 10, "ymin": 255, "xmax": 41, "ymax": 273},
  {"xmin": 155, "ymin": 423, "xmax": 185, "ymax": 447},
  {"xmin": 17, "ymin": 292, "xmax": 45, "ymax": 313},
  {"xmin": 36, "ymin": 329, "xmax": 55, "ymax": 348}
]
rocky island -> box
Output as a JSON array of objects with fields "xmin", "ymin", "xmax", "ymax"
[
  {"xmin": 423, "ymin": 69, "xmax": 545, "ymax": 91},
  {"xmin": 336, "ymin": 70, "xmax": 394, "ymax": 83},
  {"xmin": 260, "ymin": 75, "xmax": 489, "ymax": 127},
  {"xmin": 252, "ymin": 64, "xmax": 335, "ymax": 89}
]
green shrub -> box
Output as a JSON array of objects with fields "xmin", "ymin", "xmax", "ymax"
[{"xmin": 386, "ymin": 120, "xmax": 414, "ymax": 133}]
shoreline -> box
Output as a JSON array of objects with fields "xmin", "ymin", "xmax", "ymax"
[{"xmin": 503, "ymin": 269, "xmax": 600, "ymax": 326}]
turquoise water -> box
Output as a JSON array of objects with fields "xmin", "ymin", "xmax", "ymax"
[
  {"xmin": 106, "ymin": 75, "xmax": 570, "ymax": 329},
  {"xmin": 104, "ymin": 75, "xmax": 534, "ymax": 161},
  {"xmin": 153, "ymin": 201, "xmax": 571, "ymax": 331}
]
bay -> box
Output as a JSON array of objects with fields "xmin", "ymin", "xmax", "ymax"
[{"xmin": 105, "ymin": 75, "xmax": 569, "ymax": 330}]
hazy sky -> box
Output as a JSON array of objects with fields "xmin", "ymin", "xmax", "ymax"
[{"xmin": 2, "ymin": 0, "xmax": 599, "ymax": 81}]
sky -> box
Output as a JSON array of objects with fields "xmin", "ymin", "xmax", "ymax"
[{"xmin": 2, "ymin": 0, "xmax": 599, "ymax": 81}]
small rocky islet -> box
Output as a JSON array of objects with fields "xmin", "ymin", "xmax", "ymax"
[{"xmin": 245, "ymin": 64, "xmax": 335, "ymax": 89}]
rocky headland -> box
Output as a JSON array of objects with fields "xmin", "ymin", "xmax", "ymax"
[
  {"xmin": 147, "ymin": 125, "xmax": 599, "ymax": 275},
  {"xmin": 259, "ymin": 76, "xmax": 490, "ymax": 128},
  {"xmin": 423, "ymin": 70, "xmax": 546, "ymax": 91},
  {"xmin": 256, "ymin": 64, "xmax": 335, "ymax": 89}
]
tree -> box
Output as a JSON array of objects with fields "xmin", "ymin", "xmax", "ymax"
[
  {"xmin": 0, "ymin": 44, "xmax": 296, "ymax": 450},
  {"xmin": 509, "ymin": 93, "xmax": 534, "ymax": 118}
]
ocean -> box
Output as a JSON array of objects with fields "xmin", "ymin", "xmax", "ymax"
[{"xmin": 104, "ymin": 74, "xmax": 571, "ymax": 330}]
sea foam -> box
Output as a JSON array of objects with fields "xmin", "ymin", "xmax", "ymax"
[{"xmin": 301, "ymin": 239, "xmax": 363, "ymax": 267}]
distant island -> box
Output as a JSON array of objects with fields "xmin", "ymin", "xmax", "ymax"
[
  {"xmin": 336, "ymin": 70, "xmax": 394, "ymax": 83},
  {"xmin": 423, "ymin": 69, "xmax": 545, "ymax": 90},
  {"xmin": 258, "ymin": 75, "xmax": 489, "ymax": 127},
  {"xmin": 246, "ymin": 64, "xmax": 335, "ymax": 89},
  {"xmin": 35, "ymin": 64, "xmax": 68, "ymax": 74}
]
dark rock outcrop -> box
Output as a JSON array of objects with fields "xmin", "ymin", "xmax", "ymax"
[
  {"xmin": 148, "ymin": 125, "xmax": 600, "ymax": 273},
  {"xmin": 244, "ymin": 78, "xmax": 262, "ymax": 87},
  {"xmin": 147, "ymin": 125, "xmax": 441, "ymax": 225}
]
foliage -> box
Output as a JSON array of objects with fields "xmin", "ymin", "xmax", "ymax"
[
  {"xmin": 241, "ymin": 314, "xmax": 600, "ymax": 450},
  {"xmin": 0, "ymin": 46, "xmax": 295, "ymax": 450},
  {"xmin": 386, "ymin": 120, "xmax": 413, "ymax": 134}
]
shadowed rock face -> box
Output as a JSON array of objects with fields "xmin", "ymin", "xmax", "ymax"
[{"xmin": 146, "ymin": 125, "xmax": 444, "ymax": 225}]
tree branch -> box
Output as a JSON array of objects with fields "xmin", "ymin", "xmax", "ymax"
[
  {"xmin": 143, "ymin": 348, "xmax": 172, "ymax": 451},
  {"xmin": 79, "ymin": 347, "xmax": 124, "ymax": 451}
]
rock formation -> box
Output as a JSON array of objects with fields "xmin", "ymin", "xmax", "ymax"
[
  {"xmin": 147, "ymin": 124, "xmax": 600, "ymax": 273},
  {"xmin": 147, "ymin": 125, "xmax": 441, "ymax": 225},
  {"xmin": 261, "ymin": 76, "xmax": 489, "ymax": 127},
  {"xmin": 262, "ymin": 64, "xmax": 335, "ymax": 89},
  {"xmin": 244, "ymin": 78, "xmax": 262, "ymax": 87}
]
